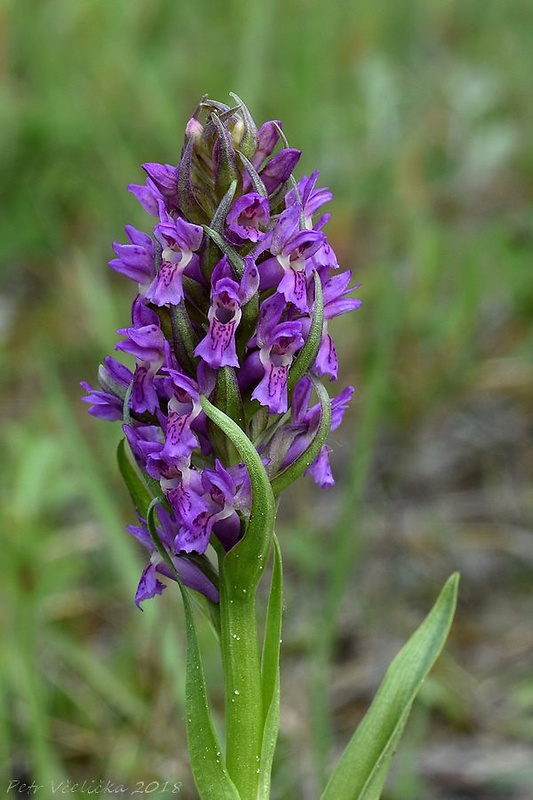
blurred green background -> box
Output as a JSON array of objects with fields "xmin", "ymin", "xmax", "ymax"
[{"xmin": 1, "ymin": 0, "xmax": 532, "ymax": 797}]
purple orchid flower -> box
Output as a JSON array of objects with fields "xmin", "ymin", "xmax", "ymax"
[
  {"xmin": 165, "ymin": 460, "xmax": 250, "ymax": 555},
  {"xmin": 285, "ymin": 170, "xmax": 332, "ymax": 225},
  {"xmin": 80, "ymin": 383, "xmax": 124, "ymax": 421},
  {"xmin": 194, "ymin": 257, "xmax": 260, "ymax": 369},
  {"xmin": 142, "ymin": 162, "xmax": 179, "ymax": 201},
  {"xmin": 268, "ymin": 204, "xmax": 326, "ymax": 311},
  {"xmin": 285, "ymin": 171, "xmax": 341, "ymax": 271},
  {"xmin": 259, "ymin": 148, "xmax": 301, "ymax": 196},
  {"xmin": 289, "ymin": 380, "xmax": 354, "ymax": 487},
  {"xmin": 250, "ymin": 120, "xmax": 281, "ymax": 171},
  {"xmin": 128, "ymin": 505, "xmax": 219, "ymax": 607},
  {"xmin": 123, "ymin": 423, "xmax": 166, "ymax": 479},
  {"xmin": 109, "ymin": 225, "xmax": 155, "ymax": 288},
  {"xmin": 158, "ymin": 369, "xmax": 202, "ymax": 463},
  {"xmin": 128, "ymin": 178, "xmax": 165, "ymax": 217},
  {"xmin": 80, "ymin": 356, "xmax": 134, "ymax": 421},
  {"xmin": 115, "ymin": 315, "xmax": 170, "ymax": 415},
  {"xmin": 314, "ymin": 270, "xmax": 362, "ymax": 380},
  {"xmin": 145, "ymin": 208, "xmax": 203, "ymax": 306},
  {"xmin": 251, "ymin": 295, "xmax": 304, "ymax": 414},
  {"xmin": 226, "ymin": 193, "xmax": 270, "ymax": 243}
]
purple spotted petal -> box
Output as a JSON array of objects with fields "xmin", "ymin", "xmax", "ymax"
[
  {"xmin": 145, "ymin": 260, "xmax": 186, "ymax": 306},
  {"xmin": 314, "ymin": 332, "xmax": 338, "ymax": 380},
  {"xmin": 135, "ymin": 563, "xmax": 166, "ymax": 609},
  {"xmin": 227, "ymin": 193, "xmax": 270, "ymax": 242},
  {"xmin": 277, "ymin": 266, "xmax": 310, "ymax": 311},
  {"xmin": 305, "ymin": 445, "xmax": 334, "ymax": 488}
]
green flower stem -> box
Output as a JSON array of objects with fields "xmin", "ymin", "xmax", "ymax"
[{"xmin": 219, "ymin": 559, "xmax": 263, "ymax": 800}]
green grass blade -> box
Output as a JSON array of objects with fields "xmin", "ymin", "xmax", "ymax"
[{"xmin": 321, "ymin": 573, "xmax": 460, "ymax": 800}]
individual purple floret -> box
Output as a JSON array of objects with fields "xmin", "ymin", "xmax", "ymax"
[
  {"xmin": 194, "ymin": 256, "xmax": 259, "ymax": 368},
  {"xmin": 226, "ymin": 193, "xmax": 270, "ymax": 243},
  {"xmin": 146, "ymin": 209, "xmax": 203, "ymax": 306},
  {"xmin": 109, "ymin": 225, "xmax": 156, "ymax": 288},
  {"xmin": 82, "ymin": 94, "xmax": 360, "ymax": 607}
]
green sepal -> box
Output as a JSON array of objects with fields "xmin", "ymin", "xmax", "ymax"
[
  {"xmin": 257, "ymin": 534, "xmax": 283, "ymax": 800},
  {"xmin": 212, "ymin": 180, "xmax": 238, "ymax": 235},
  {"xmin": 117, "ymin": 438, "xmax": 158, "ymax": 518},
  {"xmin": 270, "ymin": 375, "xmax": 332, "ymax": 496},
  {"xmin": 230, "ymin": 92, "xmax": 258, "ymax": 159},
  {"xmin": 170, "ymin": 301, "xmax": 199, "ymax": 376},
  {"xmin": 237, "ymin": 151, "xmax": 268, "ymax": 197},
  {"xmin": 200, "ymin": 396, "xmax": 276, "ymax": 593},
  {"xmin": 97, "ymin": 364, "xmax": 127, "ymax": 402},
  {"xmin": 269, "ymin": 121, "xmax": 305, "ymax": 223},
  {"xmin": 288, "ymin": 271, "xmax": 324, "ymax": 391},
  {"xmin": 122, "ymin": 381, "xmax": 134, "ymax": 426},
  {"xmin": 208, "ymin": 367, "xmax": 246, "ymax": 464},
  {"xmin": 321, "ymin": 573, "xmax": 460, "ymax": 800},
  {"xmin": 181, "ymin": 276, "xmax": 209, "ymax": 311},
  {"xmin": 203, "ymin": 226, "xmax": 245, "ymax": 277},
  {"xmin": 211, "ymin": 112, "xmax": 240, "ymax": 199},
  {"xmin": 267, "ymin": 178, "xmax": 292, "ymax": 213},
  {"xmin": 145, "ymin": 501, "xmax": 240, "ymax": 800},
  {"xmin": 178, "ymin": 136, "xmax": 209, "ymax": 225},
  {"xmin": 236, "ymin": 291, "xmax": 259, "ymax": 357},
  {"xmin": 201, "ymin": 180, "xmax": 238, "ymax": 282}
]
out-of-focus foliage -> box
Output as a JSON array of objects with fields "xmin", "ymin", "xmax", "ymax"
[{"xmin": 1, "ymin": 0, "xmax": 532, "ymax": 797}]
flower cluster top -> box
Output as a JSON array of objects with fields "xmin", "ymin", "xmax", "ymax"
[{"xmin": 82, "ymin": 95, "xmax": 360, "ymax": 607}]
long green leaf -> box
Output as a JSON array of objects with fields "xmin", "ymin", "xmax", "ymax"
[
  {"xmin": 270, "ymin": 375, "xmax": 332, "ymax": 496},
  {"xmin": 179, "ymin": 583, "xmax": 241, "ymax": 800},
  {"xmin": 321, "ymin": 573, "xmax": 459, "ymax": 800},
  {"xmin": 200, "ymin": 396, "xmax": 276, "ymax": 593},
  {"xmin": 288, "ymin": 271, "xmax": 324, "ymax": 391},
  {"xmin": 116, "ymin": 438, "xmax": 154, "ymax": 518},
  {"xmin": 257, "ymin": 534, "xmax": 283, "ymax": 800},
  {"xmin": 145, "ymin": 502, "xmax": 240, "ymax": 800}
]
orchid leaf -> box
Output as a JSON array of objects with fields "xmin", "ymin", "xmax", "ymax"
[
  {"xmin": 203, "ymin": 225, "xmax": 245, "ymax": 276},
  {"xmin": 145, "ymin": 502, "xmax": 240, "ymax": 800},
  {"xmin": 237, "ymin": 151, "xmax": 268, "ymax": 197},
  {"xmin": 201, "ymin": 180, "xmax": 238, "ymax": 281},
  {"xmin": 257, "ymin": 534, "xmax": 283, "ymax": 800},
  {"xmin": 179, "ymin": 582, "xmax": 240, "ymax": 800},
  {"xmin": 321, "ymin": 573, "xmax": 459, "ymax": 800},
  {"xmin": 209, "ymin": 367, "xmax": 246, "ymax": 465},
  {"xmin": 270, "ymin": 375, "xmax": 331, "ymax": 496},
  {"xmin": 117, "ymin": 438, "xmax": 155, "ymax": 518},
  {"xmin": 288, "ymin": 271, "xmax": 323, "ymax": 390},
  {"xmin": 170, "ymin": 301, "xmax": 198, "ymax": 374},
  {"xmin": 200, "ymin": 396, "xmax": 276, "ymax": 593}
]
